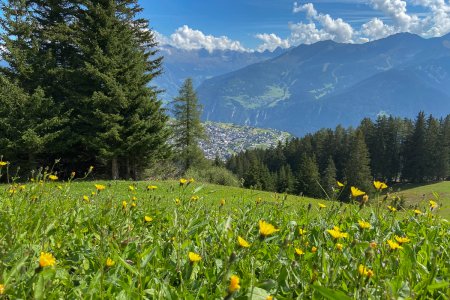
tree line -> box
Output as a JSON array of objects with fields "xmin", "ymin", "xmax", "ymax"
[
  {"xmin": 0, "ymin": 0, "xmax": 171, "ymax": 179},
  {"xmin": 226, "ymin": 112, "xmax": 450, "ymax": 199}
]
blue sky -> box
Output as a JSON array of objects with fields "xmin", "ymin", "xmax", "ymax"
[{"xmin": 142, "ymin": 0, "xmax": 450, "ymax": 52}]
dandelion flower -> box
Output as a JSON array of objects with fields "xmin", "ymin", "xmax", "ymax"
[
  {"xmin": 0, "ymin": 283, "xmax": 5, "ymax": 295},
  {"xmin": 147, "ymin": 185, "xmax": 157, "ymax": 190},
  {"xmin": 298, "ymin": 228, "xmax": 307, "ymax": 235},
  {"xmin": 191, "ymin": 195, "xmax": 199, "ymax": 201},
  {"xmin": 429, "ymin": 200, "xmax": 438, "ymax": 210},
  {"xmin": 318, "ymin": 203, "xmax": 326, "ymax": 209},
  {"xmin": 266, "ymin": 296, "xmax": 273, "ymax": 300},
  {"xmin": 394, "ymin": 235, "xmax": 410, "ymax": 244},
  {"xmin": 337, "ymin": 181, "xmax": 344, "ymax": 187},
  {"xmin": 362, "ymin": 194, "xmax": 369, "ymax": 203},
  {"xmin": 370, "ymin": 241, "xmax": 377, "ymax": 249},
  {"xmin": 259, "ymin": 220, "xmax": 279, "ymax": 237},
  {"xmin": 373, "ymin": 181, "xmax": 388, "ymax": 190},
  {"xmin": 413, "ymin": 209, "xmax": 423, "ymax": 215},
  {"xmin": 295, "ymin": 248, "xmax": 305, "ymax": 255},
  {"xmin": 228, "ymin": 275, "xmax": 241, "ymax": 293},
  {"xmin": 122, "ymin": 201, "xmax": 127, "ymax": 209},
  {"xmin": 311, "ymin": 246, "xmax": 318, "ymax": 253},
  {"xmin": 188, "ymin": 252, "xmax": 202, "ymax": 262},
  {"xmin": 0, "ymin": 161, "xmax": 7, "ymax": 167},
  {"xmin": 39, "ymin": 252, "xmax": 56, "ymax": 267},
  {"xmin": 327, "ymin": 227, "xmax": 348, "ymax": 239},
  {"xmin": 387, "ymin": 239, "xmax": 403, "ymax": 250},
  {"xmin": 358, "ymin": 264, "xmax": 374, "ymax": 278},
  {"xmin": 358, "ymin": 220, "xmax": 371, "ymax": 229},
  {"xmin": 189, "ymin": 178, "xmax": 195, "ymax": 183},
  {"xmin": 106, "ymin": 257, "xmax": 115, "ymax": 267},
  {"xmin": 95, "ymin": 184, "xmax": 106, "ymax": 191},
  {"xmin": 179, "ymin": 178, "xmax": 188, "ymax": 185},
  {"xmin": 48, "ymin": 175, "xmax": 58, "ymax": 181},
  {"xmin": 128, "ymin": 185, "xmax": 135, "ymax": 191},
  {"xmin": 336, "ymin": 243, "xmax": 343, "ymax": 251},
  {"xmin": 351, "ymin": 186, "xmax": 365, "ymax": 197},
  {"xmin": 387, "ymin": 205, "xmax": 397, "ymax": 212},
  {"xmin": 144, "ymin": 216, "xmax": 153, "ymax": 222},
  {"xmin": 238, "ymin": 236, "xmax": 250, "ymax": 248},
  {"xmin": 220, "ymin": 198, "xmax": 225, "ymax": 206},
  {"xmin": 83, "ymin": 195, "xmax": 89, "ymax": 202}
]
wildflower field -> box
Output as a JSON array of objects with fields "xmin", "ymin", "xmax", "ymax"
[{"xmin": 0, "ymin": 176, "xmax": 449, "ymax": 299}]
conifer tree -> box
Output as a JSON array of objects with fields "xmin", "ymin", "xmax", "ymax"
[
  {"xmin": 402, "ymin": 112, "xmax": 427, "ymax": 182},
  {"xmin": 321, "ymin": 157, "xmax": 337, "ymax": 199},
  {"xmin": 344, "ymin": 130, "xmax": 372, "ymax": 195},
  {"xmin": 296, "ymin": 154, "xmax": 321, "ymax": 197},
  {"xmin": 171, "ymin": 78, "xmax": 206, "ymax": 171}
]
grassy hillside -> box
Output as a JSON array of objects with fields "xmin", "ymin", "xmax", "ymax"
[{"xmin": 0, "ymin": 179, "xmax": 448, "ymax": 298}]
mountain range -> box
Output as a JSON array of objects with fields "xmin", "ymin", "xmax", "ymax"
[
  {"xmin": 196, "ymin": 33, "xmax": 450, "ymax": 136},
  {"xmin": 154, "ymin": 46, "xmax": 285, "ymax": 103}
]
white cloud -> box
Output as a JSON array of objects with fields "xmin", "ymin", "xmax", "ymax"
[
  {"xmin": 157, "ymin": 25, "xmax": 248, "ymax": 53},
  {"xmin": 369, "ymin": 0, "xmax": 420, "ymax": 31},
  {"xmin": 255, "ymin": 33, "xmax": 290, "ymax": 52},
  {"xmin": 360, "ymin": 18, "xmax": 396, "ymax": 39},
  {"xmin": 288, "ymin": 22, "xmax": 332, "ymax": 45},
  {"xmin": 293, "ymin": 3, "xmax": 354, "ymax": 43}
]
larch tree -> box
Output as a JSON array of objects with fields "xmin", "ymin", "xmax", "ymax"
[{"xmin": 171, "ymin": 78, "xmax": 206, "ymax": 171}]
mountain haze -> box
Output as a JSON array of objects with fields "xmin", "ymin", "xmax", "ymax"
[{"xmin": 197, "ymin": 33, "xmax": 450, "ymax": 136}]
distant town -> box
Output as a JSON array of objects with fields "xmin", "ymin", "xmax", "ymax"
[{"xmin": 199, "ymin": 122, "xmax": 292, "ymax": 160}]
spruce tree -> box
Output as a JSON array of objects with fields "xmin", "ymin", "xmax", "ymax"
[
  {"xmin": 296, "ymin": 154, "xmax": 321, "ymax": 198},
  {"xmin": 171, "ymin": 78, "xmax": 206, "ymax": 171},
  {"xmin": 321, "ymin": 157, "xmax": 337, "ymax": 199},
  {"xmin": 343, "ymin": 130, "xmax": 372, "ymax": 195},
  {"xmin": 402, "ymin": 112, "xmax": 427, "ymax": 182}
]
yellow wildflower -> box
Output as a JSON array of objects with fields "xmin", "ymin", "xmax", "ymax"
[
  {"xmin": 362, "ymin": 194, "xmax": 369, "ymax": 203},
  {"xmin": 147, "ymin": 185, "xmax": 157, "ymax": 190},
  {"xmin": 429, "ymin": 200, "xmax": 438, "ymax": 210},
  {"xmin": 351, "ymin": 186, "xmax": 365, "ymax": 197},
  {"xmin": 387, "ymin": 205, "xmax": 397, "ymax": 212},
  {"xmin": 175, "ymin": 198, "xmax": 181, "ymax": 205},
  {"xmin": 131, "ymin": 202, "xmax": 137, "ymax": 208},
  {"xmin": 238, "ymin": 236, "xmax": 250, "ymax": 248},
  {"xmin": 394, "ymin": 235, "xmax": 410, "ymax": 244},
  {"xmin": 106, "ymin": 257, "xmax": 115, "ymax": 267},
  {"xmin": 0, "ymin": 161, "xmax": 7, "ymax": 167},
  {"xmin": 122, "ymin": 201, "xmax": 127, "ymax": 209},
  {"xmin": 295, "ymin": 248, "xmax": 305, "ymax": 255},
  {"xmin": 179, "ymin": 178, "xmax": 188, "ymax": 185},
  {"xmin": 48, "ymin": 175, "xmax": 58, "ymax": 181},
  {"xmin": 336, "ymin": 243, "xmax": 343, "ymax": 251},
  {"xmin": 0, "ymin": 283, "xmax": 4, "ymax": 295},
  {"xmin": 298, "ymin": 228, "xmax": 307, "ymax": 235},
  {"xmin": 358, "ymin": 264, "xmax": 374, "ymax": 278},
  {"xmin": 228, "ymin": 275, "xmax": 241, "ymax": 293},
  {"xmin": 387, "ymin": 239, "xmax": 403, "ymax": 250},
  {"xmin": 327, "ymin": 227, "xmax": 348, "ymax": 239},
  {"xmin": 266, "ymin": 296, "xmax": 273, "ymax": 300},
  {"xmin": 358, "ymin": 220, "xmax": 371, "ymax": 229},
  {"xmin": 318, "ymin": 203, "xmax": 326, "ymax": 209},
  {"xmin": 373, "ymin": 180, "xmax": 388, "ymax": 190},
  {"xmin": 337, "ymin": 181, "xmax": 344, "ymax": 187},
  {"xmin": 144, "ymin": 215, "xmax": 153, "ymax": 222},
  {"xmin": 259, "ymin": 220, "xmax": 279, "ymax": 237},
  {"xmin": 370, "ymin": 241, "xmax": 377, "ymax": 249},
  {"xmin": 191, "ymin": 195, "xmax": 199, "ymax": 201},
  {"xmin": 311, "ymin": 246, "xmax": 318, "ymax": 253},
  {"xmin": 128, "ymin": 185, "xmax": 135, "ymax": 191},
  {"xmin": 220, "ymin": 198, "xmax": 225, "ymax": 206},
  {"xmin": 95, "ymin": 184, "xmax": 106, "ymax": 191},
  {"xmin": 413, "ymin": 209, "xmax": 423, "ymax": 215},
  {"xmin": 39, "ymin": 252, "xmax": 56, "ymax": 267},
  {"xmin": 83, "ymin": 195, "xmax": 89, "ymax": 202},
  {"xmin": 189, "ymin": 178, "xmax": 195, "ymax": 183},
  {"xmin": 188, "ymin": 252, "xmax": 202, "ymax": 263}
]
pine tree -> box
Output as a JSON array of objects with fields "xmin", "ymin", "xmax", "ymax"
[
  {"xmin": 321, "ymin": 157, "xmax": 337, "ymax": 199},
  {"xmin": 402, "ymin": 112, "xmax": 427, "ymax": 182},
  {"xmin": 77, "ymin": 0, "xmax": 170, "ymax": 178},
  {"xmin": 0, "ymin": 76, "xmax": 64, "ymax": 169},
  {"xmin": 344, "ymin": 130, "xmax": 372, "ymax": 195},
  {"xmin": 171, "ymin": 78, "xmax": 206, "ymax": 171},
  {"xmin": 296, "ymin": 154, "xmax": 321, "ymax": 198}
]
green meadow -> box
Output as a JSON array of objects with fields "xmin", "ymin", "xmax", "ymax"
[{"xmin": 0, "ymin": 177, "xmax": 449, "ymax": 299}]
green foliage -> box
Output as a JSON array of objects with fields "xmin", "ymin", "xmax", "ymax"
[
  {"xmin": 0, "ymin": 176, "xmax": 448, "ymax": 298},
  {"xmin": 185, "ymin": 165, "xmax": 239, "ymax": 187},
  {"xmin": 171, "ymin": 78, "xmax": 206, "ymax": 171}
]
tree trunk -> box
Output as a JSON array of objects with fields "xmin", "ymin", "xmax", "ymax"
[
  {"xmin": 126, "ymin": 157, "xmax": 131, "ymax": 179},
  {"xmin": 111, "ymin": 157, "xmax": 119, "ymax": 180}
]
